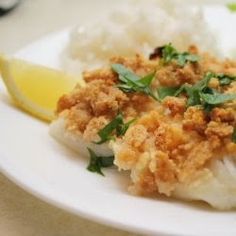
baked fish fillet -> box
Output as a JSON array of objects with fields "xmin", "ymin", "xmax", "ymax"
[{"xmin": 50, "ymin": 48, "xmax": 236, "ymax": 209}]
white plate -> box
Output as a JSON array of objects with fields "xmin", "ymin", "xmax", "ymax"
[{"xmin": 1, "ymin": 6, "xmax": 236, "ymax": 236}]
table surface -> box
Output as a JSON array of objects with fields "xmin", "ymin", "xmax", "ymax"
[{"xmin": 0, "ymin": 0, "xmax": 138, "ymax": 235}]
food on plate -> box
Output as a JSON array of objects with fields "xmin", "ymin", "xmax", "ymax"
[
  {"xmin": 63, "ymin": 0, "xmax": 217, "ymax": 74},
  {"xmin": 50, "ymin": 44, "xmax": 236, "ymax": 210},
  {"xmin": 0, "ymin": 55, "xmax": 79, "ymax": 121}
]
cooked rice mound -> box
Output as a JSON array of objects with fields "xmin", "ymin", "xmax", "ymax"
[
  {"xmin": 51, "ymin": 46, "xmax": 236, "ymax": 210},
  {"xmin": 63, "ymin": 0, "xmax": 217, "ymax": 74}
]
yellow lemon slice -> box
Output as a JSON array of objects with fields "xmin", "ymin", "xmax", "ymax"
[{"xmin": 0, "ymin": 54, "xmax": 81, "ymax": 122}]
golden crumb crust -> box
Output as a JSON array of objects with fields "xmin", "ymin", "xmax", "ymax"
[
  {"xmin": 57, "ymin": 45, "xmax": 236, "ymax": 197},
  {"xmin": 57, "ymin": 54, "xmax": 158, "ymax": 142},
  {"xmin": 114, "ymin": 107, "xmax": 236, "ymax": 196}
]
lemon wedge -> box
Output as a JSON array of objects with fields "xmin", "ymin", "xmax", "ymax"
[{"xmin": 0, "ymin": 54, "xmax": 80, "ymax": 122}]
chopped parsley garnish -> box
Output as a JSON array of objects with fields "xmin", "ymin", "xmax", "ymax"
[
  {"xmin": 95, "ymin": 112, "xmax": 136, "ymax": 144},
  {"xmin": 111, "ymin": 63, "xmax": 158, "ymax": 101},
  {"xmin": 157, "ymin": 72, "xmax": 212, "ymax": 104},
  {"xmin": 157, "ymin": 72, "xmax": 236, "ymax": 111},
  {"xmin": 227, "ymin": 3, "xmax": 236, "ymax": 12},
  {"xmin": 151, "ymin": 43, "xmax": 200, "ymax": 67},
  {"xmin": 184, "ymin": 72, "xmax": 213, "ymax": 107},
  {"xmin": 87, "ymin": 148, "xmax": 114, "ymax": 176},
  {"xmin": 200, "ymin": 90, "xmax": 236, "ymax": 105},
  {"xmin": 157, "ymin": 86, "xmax": 180, "ymax": 100},
  {"xmin": 162, "ymin": 44, "xmax": 177, "ymax": 64},
  {"xmin": 232, "ymin": 128, "xmax": 236, "ymax": 143},
  {"xmin": 186, "ymin": 72, "xmax": 236, "ymax": 108},
  {"xmin": 214, "ymin": 73, "xmax": 236, "ymax": 86},
  {"xmin": 176, "ymin": 53, "xmax": 200, "ymax": 67}
]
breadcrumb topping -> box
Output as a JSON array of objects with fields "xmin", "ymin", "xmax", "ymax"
[{"xmin": 57, "ymin": 45, "xmax": 236, "ymax": 197}]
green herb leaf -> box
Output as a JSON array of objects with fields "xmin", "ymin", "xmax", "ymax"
[
  {"xmin": 96, "ymin": 113, "xmax": 123, "ymax": 144},
  {"xmin": 232, "ymin": 128, "xmax": 236, "ymax": 143},
  {"xmin": 116, "ymin": 118, "xmax": 136, "ymax": 137},
  {"xmin": 157, "ymin": 86, "xmax": 180, "ymax": 100},
  {"xmin": 184, "ymin": 72, "xmax": 236, "ymax": 108},
  {"xmin": 176, "ymin": 53, "xmax": 200, "ymax": 67},
  {"xmin": 200, "ymin": 90, "xmax": 236, "ymax": 105},
  {"xmin": 193, "ymin": 72, "xmax": 213, "ymax": 91},
  {"xmin": 153, "ymin": 71, "xmax": 236, "ymax": 111},
  {"xmin": 184, "ymin": 72, "xmax": 214, "ymax": 106},
  {"xmin": 219, "ymin": 77, "xmax": 232, "ymax": 86},
  {"xmin": 184, "ymin": 72, "xmax": 236, "ymax": 109},
  {"xmin": 112, "ymin": 64, "xmax": 158, "ymax": 100},
  {"xmin": 174, "ymin": 84, "xmax": 188, "ymax": 97},
  {"xmin": 162, "ymin": 43, "xmax": 177, "ymax": 63},
  {"xmin": 87, "ymin": 148, "xmax": 114, "ymax": 176},
  {"xmin": 160, "ymin": 43, "xmax": 200, "ymax": 67},
  {"xmin": 99, "ymin": 155, "xmax": 114, "ymax": 167},
  {"xmin": 139, "ymin": 72, "xmax": 156, "ymax": 86},
  {"xmin": 215, "ymin": 73, "xmax": 236, "ymax": 86},
  {"xmin": 183, "ymin": 54, "xmax": 200, "ymax": 62},
  {"xmin": 159, "ymin": 72, "xmax": 236, "ymax": 110},
  {"xmin": 227, "ymin": 3, "xmax": 236, "ymax": 12},
  {"xmin": 112, "ymin": 63, "xmax": 140, "ymax": 82},
  {"xmin": 186, "ymin": 88, "xmax": 201, "ymax": 107},
  {"xmin": 95, "ymin": 112, "xmax": 135, "ymax": 144}
]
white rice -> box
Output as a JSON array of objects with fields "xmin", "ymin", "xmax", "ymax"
[{"xmin": 62, "ymin": 0, "xmax": 218, "ymax": 75}]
